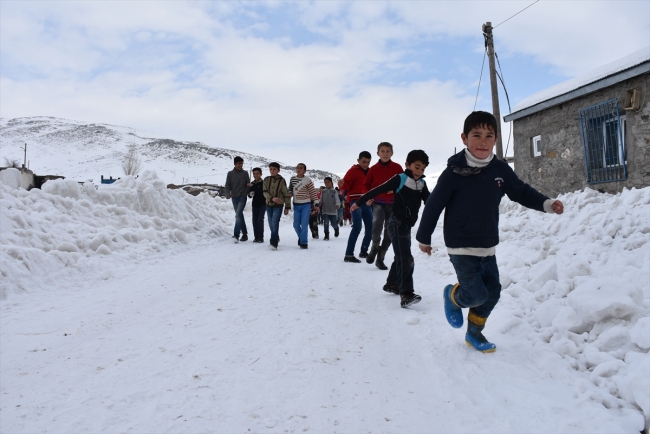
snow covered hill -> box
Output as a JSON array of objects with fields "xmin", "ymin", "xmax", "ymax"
[
  {"xmin": 0, "ymin": 116, "xmax": 338, "ymax": 186},
  {"xmin": 0, "ymin": 171, "xmax": 648, "ymax": 432}
]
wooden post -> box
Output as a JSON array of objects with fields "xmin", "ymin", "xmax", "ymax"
[{"xmin": 483, "ymin": 22, "xmax": 504, "ymax": 160}]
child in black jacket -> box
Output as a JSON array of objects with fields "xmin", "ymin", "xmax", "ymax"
[
  {"xmin": 351, "ymin": 150, "xmax": 430, "ymax": 308},
  {"xmin": 416, "ymin": 111, "xmax": 564, "ymax": 352}
]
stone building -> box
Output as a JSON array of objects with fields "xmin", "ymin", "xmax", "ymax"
[{"xmin": 504, "ymin": 48, "xmax": 649, "ymax": 197}]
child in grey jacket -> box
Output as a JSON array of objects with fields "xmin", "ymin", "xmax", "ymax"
[{"xmin": 319, "ymin": 177, "xmax": 341, "ymax": 241}]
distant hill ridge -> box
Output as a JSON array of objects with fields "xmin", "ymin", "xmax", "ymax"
[{"xmin": 0, "ymin": 117, "xmax": 338, "ymax": 185}]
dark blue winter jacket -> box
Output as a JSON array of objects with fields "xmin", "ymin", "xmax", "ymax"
[{"xmin": 416, "ymin": 151, "xmax": 549, "ymax": 248}]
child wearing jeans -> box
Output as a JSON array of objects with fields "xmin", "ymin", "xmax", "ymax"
[
  {"xmin": 416, "ymin": 111, "xmax": 564, "ymax": 352},
  {"xmin": 319, "ymin": 177, "xmax": 341, "ymax": 241}
]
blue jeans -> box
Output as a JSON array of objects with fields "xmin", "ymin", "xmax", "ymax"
[
  {"xmin": 345, "ymin": 203, "xmax": 373, "ymax": 256},
  {"xmin": 323, "ymin": 214, "xmax": 339, "ymax": 234},
  {"xmin": 293, "ymin": 203, "xmax": 311, "ymax": 245},
  {"xmin": 252, "ymin": 205, "xmax": 266, "ymax": 240},
  {"xmin": 386, "ymin": 216, "xmax": 414, "ymax": 294},
  {"xmin": 266, "ymin": 206, "xmax": 283, "ymax": 245},
  {"xmin": 448, "ymin": 254, "xmax": 501, "ymax": 319},
  {"xmin": 231, "ymin": 196, "xmax": 248, "ymax": 237},
  {"xmin": 337, "ymin": 207, "xmax": 344, "ymax": 222}
]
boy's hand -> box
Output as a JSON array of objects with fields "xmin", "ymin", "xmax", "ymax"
[
  {"xmin": 272, "ymin": 197, "xmax": 282, "ymax": 204},
  {"xmin": 350, "ymin": 203, "xmax": 359, "ymax": 212},
  {"xmin": 284, "ymin": 208, "xmax": 290, "ymax": 215},
  {"xmin": 366, "ymin": 199, "xmax": 374, "ymax": 206},
  {"xmin": 419, "ymin": 243, "xmax": 432, "ymax": 256},
  {"xmin": 335, "ymin": 205, "xmax": 339, "ymax": 209},
  {"xmin": 247, "ymin": 182, "xmax": 253, "ymax": 187},
  {"xmin": 551, "ymin": 200, "xmax": 564, "ymax": 214},
  {"xmin": 226, "ymin": 195, "xmax": 232, "ymax": 200}
]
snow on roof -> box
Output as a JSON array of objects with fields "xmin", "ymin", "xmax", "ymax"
[{"xmin": 507, "ymin": 47, "xmax": 650, "ymax": 119}]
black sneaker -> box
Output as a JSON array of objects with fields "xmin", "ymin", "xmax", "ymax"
[
  {"xmin": 324, "ymin": 233, "xmax": 329, "ymax": 241},
  {"xmin": 344, "ymin": 255, "xmax": 361, "ymax": 263},
  {"xmin": 269, "ymin": 242, "xmax": 278, "ymax": 250},
  {"xmin": 334, "ymin": 228, "xmax": 339, "ymax": 237},
  {"xmin": 400, "ymin": 293, "xmax": 422, "ymax": 308},
  {"xmin": 240, "ymin": 234, "xmax": 248, "ymax": 242},
  {"xmin": 359, "ymin": 251, "xmax": 369, "ymax": 258},
  {"xmin": 253, "ymin": 238, "xmax": 263, "ymax": 243},
  {"xmin": 300, "ymin": 244, "xmax": 308, "ymax": 249},
  {"xmin": 232, "ymin": 235, "xmax": 240, "ymax": 243},
  {"xmin": 383, "ymin": 282, "xmax": 399, "ymax": 294}
]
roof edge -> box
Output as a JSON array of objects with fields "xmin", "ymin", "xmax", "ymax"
[{"xmin": 504, "ymin": 61, "xmax": 650, "ymax": 122}]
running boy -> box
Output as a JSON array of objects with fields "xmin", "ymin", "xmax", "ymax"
[
  {"xmin": 351, "ymin": 150, "xmax": 430, "ymax": 308},
  {"xmin": 248, "ymin": 167, "xmax": 266, "ymax": 243},
  {"xmin": 364, "ymin": 142, "xmax": 404, "ymax": 270},
  {"xmin": 338, "ymin": 151, "xmax": 373, "ymax": 263},
  {"xmin": 288, "ymin": 163, "xmax": 319, "ymax": 249},
  {"xmin": 416, "ymin": 111, "xmax": 564, "ymax": 352},
  {"xmin": 319, "ymin": 177, "xmax": 341, "ymax": 240},
  {"xmin": 263, "ymin": 162, "xmax": 291, "ymax": 250}
]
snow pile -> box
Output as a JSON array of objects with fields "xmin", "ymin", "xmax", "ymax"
[
  {"xmin": 494, "ymin": 187, "xmax": 650, "ymax": 424},
  {"xmin": 0, "ymin": 170, "xmax": 232, "ymax": 298}
]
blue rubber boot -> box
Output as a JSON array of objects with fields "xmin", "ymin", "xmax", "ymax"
[
  {"xmin": 465, "ymin": 312, "xmax": 496, "ymax": 353},
  {"xmin": 443, "ymin": 284, "xmax": 463, "ymax": 328}
]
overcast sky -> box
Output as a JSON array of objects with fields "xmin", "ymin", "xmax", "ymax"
[{"xmin": 1, "ymin": 0, "xmax": 649, "ymax": 174}]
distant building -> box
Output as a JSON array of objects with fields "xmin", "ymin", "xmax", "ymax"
[
  {"xmin": 504, "ymin": 48, "xmax": 650, "ymax": 197},
  {"xmin": 101, "ymin": 175, "xmax": 120, "ymax": 184}
]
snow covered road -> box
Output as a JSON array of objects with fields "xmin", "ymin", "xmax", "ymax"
[{"xmin": 1, "ymin": 224, "xmax": 642, "ymax": 433}]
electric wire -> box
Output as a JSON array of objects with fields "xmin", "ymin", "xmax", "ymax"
[
  {"xmin": 473, "ymin": 48, "xmax": 487, "ymax": 111},
  {"xmin": 494, "ymin": 0, "xmax": 540, "ymax": 28}
]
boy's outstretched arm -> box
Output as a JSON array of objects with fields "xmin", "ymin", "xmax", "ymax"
[
  {"xmin": 415, "ymin": 171, "xmax": 452, "ymax": 253},
  {"xmin": 350, "ymin": 176, "xmax": 400, "ymax": 212}
]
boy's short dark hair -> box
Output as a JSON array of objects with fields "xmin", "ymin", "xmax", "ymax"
[
  {"xmin": 234, "ymin": 156, "xmax": 244, "ymax": 164},
  {"xmin": 377, "ymin": 142, "xmax": 393, "ymax": 152},
  {"xmin": 406, "ymin": 150, "xmax": 429, "ymax": 167},
  {"xmin": 358, "ymin": 151, "xmax": 372, "ymax": 160},
  {"xmin": 269, "ymin": 162, "xmax": 280, "ymax": 169},
  {"xmin": 297, "ymin": 163, "xmax": 306, "ymax": 170},
  {"xmin": 252, "ymin": 167, "xmax": 262, "ymax": 174},
  {"xmin": 324, "ymin": 177, "xmax": 332, "ymax": 183},
  {"xmin": 463, "ymin": 111, "xmax": 498, "ymax": 137}
]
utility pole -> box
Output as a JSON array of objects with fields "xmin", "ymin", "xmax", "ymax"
[
  {"xmin": 482, "ymin": 22, "xmax": 504, "ymax": 160},
  {"xmin": 22, "ymin": 143, "xmax": 27, "ymax": 168}
]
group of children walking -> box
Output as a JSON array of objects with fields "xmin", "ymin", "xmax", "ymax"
[{"xmin": 224, "ymin": 111, "xmax": 564, "ymax": 353}]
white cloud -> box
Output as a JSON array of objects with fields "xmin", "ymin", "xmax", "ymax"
[{"xmin": 1, "ymin": 0, "xmax": 648, "ymax": 173}]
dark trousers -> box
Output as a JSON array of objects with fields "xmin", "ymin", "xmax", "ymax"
[
  {"xmin": 252, "ymin": 205, "xmax": 266, "ymax": 240},
  {"xmin": 448, "ymin": 254, "xmax": 501, "ymax": 318},
  {"xmin": 386, "ymin": 216, "xmax": 414, "ymax": 294},
  {"xmin": 371, "ymin": 203, "xmax": 393, "ymax": 248}
]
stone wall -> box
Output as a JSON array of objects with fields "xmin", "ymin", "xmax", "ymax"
[{"xmin": 511, "ymin": 73, "xmax": 649, "ymax": 197}]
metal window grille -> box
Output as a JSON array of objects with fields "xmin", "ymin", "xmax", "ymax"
[{"xmin": 579, "ymin": 99, "xmax": 627, "ymax": 184}]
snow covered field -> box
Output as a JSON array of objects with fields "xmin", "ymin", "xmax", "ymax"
[{"xmin": 1, "ymin": 169, "xmax": 648, "ymax": 433}]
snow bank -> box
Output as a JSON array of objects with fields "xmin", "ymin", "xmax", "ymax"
[
  {"xmin": 0, "ymin": 170, "xmax": 232, "ymax": 298},
  {"xmin": 495, "ymin": 187, "xmax": 650, "ymax": 425}
]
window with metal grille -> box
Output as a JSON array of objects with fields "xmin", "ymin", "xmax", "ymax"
[{"xmin": 579, "ymin": 99, "xmax": 627, "ymax": 184}]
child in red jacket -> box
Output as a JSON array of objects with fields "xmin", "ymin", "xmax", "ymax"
[
  {"xmin": 338, "ymin": 151, "xmax": 373, "ymax": 263},
  {"xmin": 363, "ymin": 142, "xmax": 403, "ymax": 270}
]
